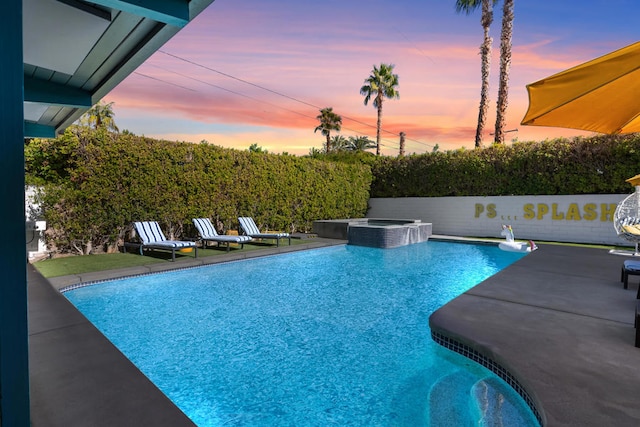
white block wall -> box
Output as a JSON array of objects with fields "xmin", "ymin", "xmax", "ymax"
[{"xmin": 367, "ymin": 195, "xmax": 630, "ymax": 246}]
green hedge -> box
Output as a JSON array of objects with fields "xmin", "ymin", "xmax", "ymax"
[
  {"xmin": 370, "ymin": 134, "xmax": 640, "ymax": 197},
  {"xmin": 26, "ymin": 127, "xmax": 372, "ymax": 254},
  {"xmin": 27, "ymin": 129, "xmax": 640, "ymax": 255}
]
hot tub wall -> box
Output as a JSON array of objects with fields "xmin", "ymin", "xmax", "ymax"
[{"xmin": 348, "ymin": 223, "xmax": 432, "ymax": 248}]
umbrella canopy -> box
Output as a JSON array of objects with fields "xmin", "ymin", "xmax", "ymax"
[
  {"xmin": 521, "ymin": 41, "xmax": 640, "ymax": 134},
  {"xmin": 627, "ymin": 174, "xmax": 640, "ymax": 187}
]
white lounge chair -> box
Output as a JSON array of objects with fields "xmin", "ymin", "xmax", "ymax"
[
  {"xmin": 238, "ymin": 216, "xmax": 290, "ymax": 247},
  {"xmin": 133, "ymin": 221, "xmax": 197, "ymax": 261},
  {"xmin": 193, "ymin": 218, "xmax": 252, "ymax": 251}
]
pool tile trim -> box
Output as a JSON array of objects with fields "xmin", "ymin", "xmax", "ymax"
[
  {"xmin": 58, "ymin": 262, "xmax": 230, "ymax": 293},
  {"xmin": 431, "ymin": 330, "xmax": 544, "ymax": 426},
  {"xmin": 58, "ymin": 244, "xmax": 347, "ymax": 293}
]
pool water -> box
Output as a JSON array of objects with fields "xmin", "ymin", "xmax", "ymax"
[{"xmin": 65, "ymin": 241, "xmax": 539, "ymax": 426}]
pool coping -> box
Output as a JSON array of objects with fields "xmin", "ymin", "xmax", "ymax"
[
  {"xmin": 29, "ymin": 236, "xmax": 640, "ymax": 426},
  {"xmin": 429, "ymin": 241, "xmax": 640, "ymax": 426}
]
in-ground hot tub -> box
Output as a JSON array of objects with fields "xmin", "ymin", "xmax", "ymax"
[{"xmin": 313, "ymin": 218, "xmax": 432, "ymax": 248}]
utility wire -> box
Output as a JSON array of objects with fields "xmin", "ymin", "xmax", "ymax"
[
  {"xmin": 138, "ymin": 64, "xmax": 411, "ymax": 153},
  {"xmin": 157, "ymin": 50, "xmax": 436, "ymax": 151},
  {"xmin": 133, "ymin": 71, "xmax": 197, "ymax": 92},
  {"xmin": 145, "ymin": 62, "xmax": 398, "ymax": 147}
]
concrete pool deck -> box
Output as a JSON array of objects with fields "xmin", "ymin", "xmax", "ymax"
[{"xmin": 28, "ymin": 238, "xmax": 640, "ymax": 426}]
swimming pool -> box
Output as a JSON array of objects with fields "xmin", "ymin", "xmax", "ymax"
[{"xmin": 64, "ymin": 241, "xmax": 539, "ymax": 426}]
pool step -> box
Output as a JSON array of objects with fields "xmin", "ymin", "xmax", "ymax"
[
  {"xmin": 428, "ymin": 370, "xmax": 478, "ymax": 426},
  {"xmin": 470, "ymin": 377, "xmax": 508, "ymax": 426},
  {"xmin": 429, "ymin": 372, "xmax": 525, "ymax": 426},
  {"xmin": 471, "ymin": 376, "xmax": 536, "ymax": 426}
]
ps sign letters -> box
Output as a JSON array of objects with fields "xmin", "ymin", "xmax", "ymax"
[{"xmin": 474, "ymin": 202, "xmax": 618, "ymax": 222}]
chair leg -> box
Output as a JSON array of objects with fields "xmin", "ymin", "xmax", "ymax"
[
  {"xmin": 636, "ymin": 303, "xmax": 640, "ymax": 347},
  {"xmin": 624, "ymin": 269, "xmax": 629, "ymax": 290}
]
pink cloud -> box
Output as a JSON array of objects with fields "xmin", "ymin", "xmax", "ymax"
[{"xmin": 107, "ymin": 3, "xmax": 623, "ymax": 156}]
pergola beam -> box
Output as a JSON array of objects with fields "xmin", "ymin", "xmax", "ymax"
[
  {"xmin": 91, "ymin": 0, "xmax": 190, "ymax": 27},
  {"xmin": 24, "ymin": 122, "xmax": 56, "ymax": 138},
  {"xmin": 24, "ymin": 76, "xmax": 92, "ymax": 108}
]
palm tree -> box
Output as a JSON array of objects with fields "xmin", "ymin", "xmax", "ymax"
[
  {"xmin": 494, "ymin": 0, "xmax": 514, "ymax": 144},
  {"xmin": 248, "ymin": 143, "xmax": 268, "ymax": 153},
  {"xmin": 314, "ymin": 107, "xmax": 342, "ymax": 152},
  {"xmin": 330, "ymin": 135, "xmax": 349, "ymax": 152},
  {"xmin": 360, "ymin": 63, "xmax": 400, "ymax": 156},
  {"xmin": 80, "ymin": 101, "xmax": 119, "ymax": 132},
  {"xmin": 455, "ymin": 0, "xmax": 495, "ymax": 148},
  {"xmin": 347, "ymin": 136, "xmax": 376, "ymax": 152}
]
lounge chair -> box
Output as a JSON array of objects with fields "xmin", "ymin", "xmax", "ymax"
[
  {"xmin": 621, "ymin": 260, "xmax": 640, "ymax": 290},
  {"xmin": 133, "ymin": 221, "xmax": 197, "ymax": 261},
  {"xmin": 238, "ymin": 216, "xmax": 290, "ymax": 247},
  {"xmin": 193, "ymin": 218, "xmax": 252, "ymax": 251}
]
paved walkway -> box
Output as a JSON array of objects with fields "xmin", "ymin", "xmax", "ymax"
[{"xmin": 29, "ymin": 239, "xmax": 640, "ymax": 426}]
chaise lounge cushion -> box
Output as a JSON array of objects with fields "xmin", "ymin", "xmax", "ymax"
[
  {"xmin": 192, "ymin": 218, "xmax": 252, "ymax": 251},
  {"xmin": 621, "ymin": 260, "xmax": 640, "ymax": 290},
  {"xmin": 133, "ymin": 221, "xmax": 197, "ymax": 260},
  {"xmin": 238, "ymin": 216, "xmax": 290, "ymax": 247}
]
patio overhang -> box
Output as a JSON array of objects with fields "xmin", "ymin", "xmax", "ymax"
[
  {"xmin": 23, "ymin": 0, "xmax": 214, "ymax": 138},
  {"xmin": 0, "ymin": 1, "xmax": 215, "ymax": 425}
]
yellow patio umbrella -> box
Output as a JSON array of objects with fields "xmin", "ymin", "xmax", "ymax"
[
  {"xmin": 626, "ymin": 174, "xmax": 640, "ymax": 186},
  {"xmin": 521, "ymin": 41, "xmax": 640, "ymax": 134}
]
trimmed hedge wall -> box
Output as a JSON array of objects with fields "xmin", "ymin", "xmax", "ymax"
[
  {"xmin": 370, "ymin": 134, "xmax": 640, "ymax": 197},
  {"xmin": 26, "ymin": 127, "xmax": 372, "ymax": 254},
  {"xmin": 26, "ymin": 129, "xmax": 640, "ymax": 255}
]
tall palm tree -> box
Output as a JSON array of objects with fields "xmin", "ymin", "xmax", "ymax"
[
  {"xmin": 360, "ymin": 63, "xmax": 399, "ymax": 156},
  {"xmin": 455, "ymin": 0, "xmax": 495, "ymax": 147},
  {"xmin": 80, "ymin": 101, "xmax": 119, "ymax": 132},
  {"xmin": 314, "ymin": 107, "xmax": 342, "ymax": 152},
  {"xmin": 494, "ymin": 0, "xmax": 514, "ymax": 144}
]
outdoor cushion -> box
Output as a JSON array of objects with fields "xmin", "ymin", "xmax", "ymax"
[
  {"xmin": 238, "ymin": 216, "xmax": 290, "ymax": 247},
  {"xmin": 133, "ymin": 221, "xmax": 197, "ymax": 261},
  {"xmin": 621, "ymin": 260, "xmax": 640, "ymax": 289},
  {"xmin": 193, "ymin": 218, "xmax": 251, "ymax": 251},
  {"xmin": 623, "ymin": 225, "xmax": 640, "ymax": 235}
]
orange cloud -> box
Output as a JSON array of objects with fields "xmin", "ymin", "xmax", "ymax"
[{"xmin": 106, "ymin": 4, "xmax": 626, "ymax": 157}]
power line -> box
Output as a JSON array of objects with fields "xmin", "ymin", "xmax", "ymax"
[
  {"xmin": 145, "ymin": 62, "xmax": 395, "ymax": 145},
  {"xmin": 156, "ymin": 50, "xmax": 436, "ymax": 151},
  {"xmin": 393, "ymin": 26, "xmax": 436, "ymax": 65},
  {"xmin": 133, "ymin": 71, "xmax": 197, "ymax": 92},
  {"xmin": 138, "ymin": 63, "xmax": 429, "ymax": 154},
  {"xmin": 145, "ymin": 63, "xmax": 316, "ymax": 122}
]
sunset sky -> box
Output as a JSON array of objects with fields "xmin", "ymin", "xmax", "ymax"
[{"xmin": 105, "ymin": 0, "xmax": 640, "ymax": 156}]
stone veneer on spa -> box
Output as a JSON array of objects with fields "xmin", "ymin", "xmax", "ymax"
[{"xmin": 313, "ymin": 218, "xmax": 433, "ymax": 248}]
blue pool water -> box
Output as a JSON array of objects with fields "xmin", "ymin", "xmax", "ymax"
[{"xmin": 65, "ymin": 241, "xmax": 540, "ymax": 426}]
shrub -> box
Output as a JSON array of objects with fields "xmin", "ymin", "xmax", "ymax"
[
  {"xmin": 28, "ymin": 127, "xmax": 372, "ymax": 254},
  {"xmin": 370, "ymin": 134, "xmax": 640, "ymax": 197}
]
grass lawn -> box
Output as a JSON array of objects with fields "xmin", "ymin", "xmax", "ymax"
[{"xmin": 33, "ymin": 240, "xmax": 306, "ymax": 278}]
